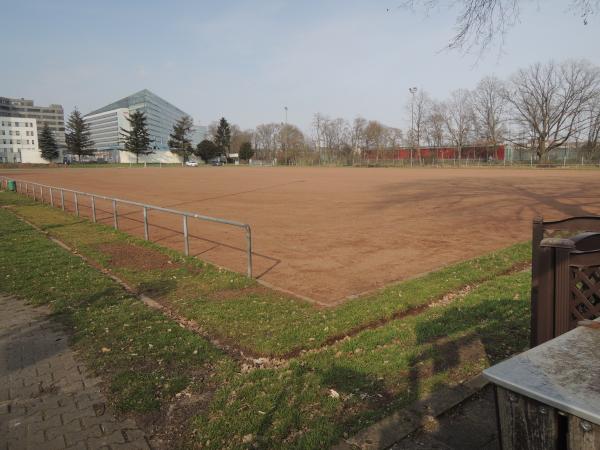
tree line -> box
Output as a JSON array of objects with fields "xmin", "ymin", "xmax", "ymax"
[
  {"xmin": 41, "ymin": 58, "xmax": 600, "ymax": 165},
  {"xmin": 219, "ymin": 59, "xmax": 600, "ymax": 165},
  {"xmin": 44, "ymin": 111, "xmax": 255, "ymax": 164}
]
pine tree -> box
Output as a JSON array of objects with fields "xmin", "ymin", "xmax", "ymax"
[
  {"xmin": 65, "ymin": 108, "xmax": 95, "ymax": 161},
  {"xmin": 39, "ymin": 123, "xmax": 59, "ymax": 162},
  {"xmin": 238, "ymin": 141, "xmax": 254, "ymax": 161},
  {"xmin": 121, "ymin": 111, "xmax": 153, "ymax": 163},
  {"xmin": 168, "ymin": 116, "xmax": 193, "ymax": 162},
  {"xmin": 214, "ymin": 117, "xmax": 232, "ymax": 157},
  {"xmin": 195, "ymin": 139, "xmax": 219, "ymax": 162}
]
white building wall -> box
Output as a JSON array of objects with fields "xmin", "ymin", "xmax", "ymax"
[{"xmin": 0, "ymin": 117, "xmax": 45, "ymax": 163}]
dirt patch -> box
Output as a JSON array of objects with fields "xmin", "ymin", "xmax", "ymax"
[
  {"xmin": 139, "ymin": 373, "xmax": 216, "ymax": 450},
  {"xmin": 97, "ymin": 242, "xmax": 182, "ymax": 271}
]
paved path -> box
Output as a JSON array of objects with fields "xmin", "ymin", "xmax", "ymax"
[
  {"xmin": 391, "ymin": 385, "xmax": 499, "ymax": 450},
  {"xmin": 0, "ymin": 295, "xmax": 149, "ymax": 450}
]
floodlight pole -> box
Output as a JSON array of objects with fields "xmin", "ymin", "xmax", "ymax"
[{"xmin": 409, "ymin": 87, "xmax": 418, "ymax": 168}]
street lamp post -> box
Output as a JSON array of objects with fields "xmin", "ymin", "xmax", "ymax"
[{"xmin": 409, "ymin": 87, "xmax": 418, "ymax": 168}]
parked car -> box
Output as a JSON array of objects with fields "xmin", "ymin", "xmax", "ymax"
[
  {"xmin": 185, "ymin": 161, "xmax": 199, "ymax": 167},
  {"xmin": 211, "ymin": 160, "xmax": 224, "ymax": 166}
]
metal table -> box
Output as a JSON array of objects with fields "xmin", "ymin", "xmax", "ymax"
[{"xmin": 483, "ymin": 319, "xmax": 600, "ymax": 449}]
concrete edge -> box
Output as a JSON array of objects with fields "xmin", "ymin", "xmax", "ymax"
[{"xmin": 333, "ymin": 373, "xmax": 489, "ymax": 450}]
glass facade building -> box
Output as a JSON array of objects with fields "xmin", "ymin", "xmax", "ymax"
[{"xmin": 84, "ymin": 89, "xmax": 190, "ymax": 160}]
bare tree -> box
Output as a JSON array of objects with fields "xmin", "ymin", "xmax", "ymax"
[
  {"xmin": 321, "ymin": 117, "xmax": 350, "ymax": 163},
  {"xmin": 472, "ymin": 76, "xmax": 508, "ymax": 157},
  {"xmin": 350, "ymin": 117, "xmax": 368, "ymax": 159},
  {"xmin": 442, "ymin": 89, "xmax": 473, "ymax": 161},
  {"xmin": 581, "ymin": 92, "xmax": 600, "ymax": 158},
  {"xmin": 406, "ymin": 90, "xmax": 431, "ymax": 164},
  {"xmin": 424, "ymin": 100, "xmax": 446, "ymax": 162},
  {"xmin": 277, "ymin": 124, "xmax": 305, "ymax": 164},
  {"xmin": 506, "ymin": 60, "xmax": 600, "ymax": 162},
  {"xmin": 254, "ymin": 123, "xmax": 280, "ymax": 160},
  {"xmin": 229, "ymin": 125, "xmax": 254, "ymax": 155},
  {"xmin": 365, "ymin": 120, "xmax": 386, "ymax": 162},
  {"xmin": 399, "ymin": 1, "xmax": 598, "ymax": 55},
  {"xmin": 312, "ymin": 113, "xmax": 327, "ymax": 156}
]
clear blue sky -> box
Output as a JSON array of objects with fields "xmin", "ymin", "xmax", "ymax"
[{"xmin": 2, "ymin": 0, "xmax": 599, "ymax": 132}]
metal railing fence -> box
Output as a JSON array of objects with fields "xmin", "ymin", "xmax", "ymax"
[{"xmin": 0, "ymin": 176, "xmax": 253, "ymax": 277}]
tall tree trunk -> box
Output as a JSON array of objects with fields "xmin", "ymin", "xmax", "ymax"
[{"xmin": 538, "ymin": 138, "xmax": 546, "ymax": 163}]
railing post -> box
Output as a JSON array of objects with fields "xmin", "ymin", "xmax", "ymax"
[
  {"xmin": 536, "ymin": 238, "xmax": 575, "ymax": 346},
  {"xmin": 246, "ymin": 225, "xmax": 253, "ymax": 278},
  {"xmin": 534, "ymin": 244, "xmax": 555, "ymax": 347},
  {"xmin": 33, "ymin": 184, "xmax": 36, "ymax": 201},
  {"xmin": 143, "ymin": 207, "xmax": 149, "ymax": 240},
  {"xmin": 40, "ymin": 186, "xmax": 43, "ymax": 203},
  {"xmin": 530, "ymin": 216, "xmax": 545, "ymax": 347},
  {"xmin": 553, "ymin": 241, "xmax": 575, "ymax": 337},
  {"xmin": 113, "ymin": 200, "xmax": 118, "ymax": 229},
  {"xmin": 60, "ymin": 189, "xmax": 65, "ymax": 211},
  {"xmin": 74, "ymin": 192, "xmax": 79, "ymax": 216},
  {"xmin": 50, "ymin": 187, "xmax": 54, "ymax": 207},
  {"xmin": 183, "ymin": 215, "xmax": 189, "ymax": 256},
  {"xmin": 91, "ymin": 196, "xmax": 96, "ymax": 222}
]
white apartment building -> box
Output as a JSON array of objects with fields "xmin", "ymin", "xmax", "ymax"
[{"xmin": 0, "ymin": 117, "xmax": 45, "ymax": 163}]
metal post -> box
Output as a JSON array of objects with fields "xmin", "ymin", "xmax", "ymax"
[
  {"xmin": 91, "ymin": 196, "xmax": 96, "ymax": 222},
  {"xmin": 74, "ymin": 192, "xmax": 79, "ymax": 216},
  {"xmin": 40, "ymin": 186, "xmax": 43, "ymax": 202},
  {"xmin": 183, "ymin": 215, "xmax": 189, "ymax": 256},
  {"xmin": 246, "ymin": 225, "xmax": 253, "ymax": 278},
  {"xmin": 33, "ymin": 184, "xmax": 36, "ymax": 201},
  {"xmin": 143, "ymin": 207, "xmax": 149, "ymax": 240},
  {"xmin": 60, "ymin": 189, "xmax": 65, "ymax": 211},
  {"xmin": 113, "ymin": 200, "xmax": 118, "ymax": 229},
  {"xmin": 50, "ymin": 187, "xmax": 54, "ymax": 207}
]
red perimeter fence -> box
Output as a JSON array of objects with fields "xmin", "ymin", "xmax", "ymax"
[{"xmin": 364, "ymin": 145, "xmax": 505, "ymax": 161}]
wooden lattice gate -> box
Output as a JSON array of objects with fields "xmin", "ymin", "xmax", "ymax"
[{"xmin": 531, "ymin": 217, "xmax": 600, "ymax": 346}]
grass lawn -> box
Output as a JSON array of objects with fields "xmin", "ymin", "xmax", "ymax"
[
  {"xmin": 0, "ymin": 203, "xmax": 233, "ymax": 430},
  {"xmin": 0, "ymin": 190, "xmax": 532, "ymax": 449}
]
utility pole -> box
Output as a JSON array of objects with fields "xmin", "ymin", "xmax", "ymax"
[{"xmin": 409, "ymin": 87, "xmax": 417, "ymax": 168}]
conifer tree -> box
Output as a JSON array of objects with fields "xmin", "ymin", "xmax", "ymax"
[
  {"xmin": 121, "ymin": 111, "xmax": 153, "ymax": 163},
  {"xmin": 168, "ymin": 116, "xmax": 193, "ymax": 162},
  {"xmin": 39, "ymin": 123, "xmax": 59, "ymax": 162},
  {"xmin": 195, "ymin": 139, "xmax": 219, "ymax": 162},
  {"xmin": 238, "ymin": 141, "xmax": 254, "ymax": 161},
  {"xmin": 214, "ymin": 117, "xmax": 232, "ymax": 157},
  {"xmin": 65, "ymin": 108, "xmax": 95, "ymax": 161}
]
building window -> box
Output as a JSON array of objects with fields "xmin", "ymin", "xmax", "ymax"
[{"xmin": 32, "ymin": 140, "xmax": 35, "ymax": 145}]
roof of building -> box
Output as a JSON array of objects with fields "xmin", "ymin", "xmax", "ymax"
[{"xmin": 85, "ymin": 89, "xmax": 188, "ymax": 118}]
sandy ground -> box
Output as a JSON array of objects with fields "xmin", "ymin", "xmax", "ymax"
[{"xmin": 3, "ymin": 166, "xmax": 600, "ymax": 305}]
